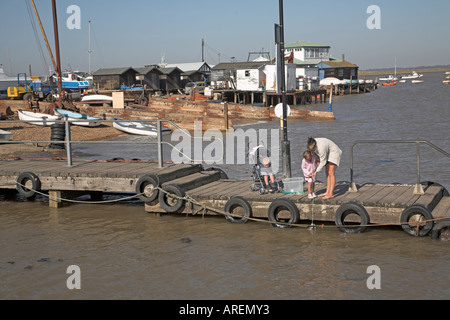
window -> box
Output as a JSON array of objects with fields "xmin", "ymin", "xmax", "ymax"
[{"xmin": 245, "ymin": 70, "xmax": 250, "ymax": 77}]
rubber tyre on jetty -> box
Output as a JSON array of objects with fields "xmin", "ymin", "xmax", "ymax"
[
  {"xmin": 158, "ymin": 184, "xmax": 185, "ymax": 213},
  {"xmin": 49, "ymin": 123, "xmax": 66, "ymax": 149},
  {"xmin": 267, "ymin": 198, "xmax": 300, "ymax": 229},
  {"xmin": 16, "ymin": 172, "xmax": 41, "ymax": 198},
  {"xmin": 430, "ymin": 220, "xmax": 450, "ymax": 241},
  {"xmin": 224, "ymin": 196, "xmax": 252, "ymax": 224},
  {"xmin": 135, "ymin": 174, "xmax": 160, "ymax": 203},
  {"xmin": 335, "ymin": 202, "xmax": 370, "ymax": 234},
  {"xmin": 400, "ymin": 204, "xmax": 434, "ymax": 237}
]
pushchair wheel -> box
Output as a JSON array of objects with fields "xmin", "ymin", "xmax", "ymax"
[
  {"xmin": 258, "ymin": 188, "xmax": 266, "ymax": 195},
  {"xmin": 250, "ymin": 183, "xmax": 257, "ymax": 192}
]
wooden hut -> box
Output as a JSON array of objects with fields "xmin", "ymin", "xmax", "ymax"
[
  {"xmin": 159, "ymin": 67, "xmax": 182, "ymax": 93},
  {"xmin": 135, "ymin": 66, "xmax": 163, "ymax": 90},
  {"xmin": 93, "ymin": 67, "xmax": 138, "ymax": 90}
]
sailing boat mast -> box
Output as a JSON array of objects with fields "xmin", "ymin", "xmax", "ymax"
[
  {"xmin": 51, "ymin": 0, "xmax": 63, "ymax": 98},
  {"xmin": 88, "ymin": 20, "xmax": 92, "ymax": 74},
  {"xmin": 29, "ymin": 0, "xmax": 58, "ymax": 75}
]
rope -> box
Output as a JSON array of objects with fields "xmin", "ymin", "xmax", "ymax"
[{"xmin": 9, "ymin": 181, "xmax": 450, "ymax": 230}]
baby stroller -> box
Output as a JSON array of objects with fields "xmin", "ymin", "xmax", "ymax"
[{"xmin": 248, "ymin": 145, "xmax": 282, "ymax": 194}]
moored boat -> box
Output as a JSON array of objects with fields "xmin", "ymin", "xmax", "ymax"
[
  {"xmin": 112, "ymin": 118, "xmax": 171, "ymax": 136},
  {"xmin": 54, "ymin": 108, "xmax": 101, "ymax": 127},
  {"xmin": 17, "ymin": 110, "xmax": 61, "ymax": 126},
  {"xmin": 382, "ymin": 81, "xmax": 397, "ymax": 86},
  {"xmin": 81, "ymin": 94, "xmax": 113, "ymax": 104},
  {"xmin": 401, "ymin": 71, "xmax": 423, "ymax": 80},
  {"xmin": 0, "ymin": 128, "xmax": 11, "ymax": 142},
  {"xmin": 379, "ymin": 75, "xmax": 398, "ymax": 81},
  {"xmin": 411, "ymin": 80, "xmax": 423, "ymax": 84},
  {"xmin": 443, "ymin": 80, "xmax": 450, "ymax": 85}
]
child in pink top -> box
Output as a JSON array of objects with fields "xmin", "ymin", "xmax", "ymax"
[{"xmin": 302, "ymin": 150, "xmax": 319, "ymax": 199}]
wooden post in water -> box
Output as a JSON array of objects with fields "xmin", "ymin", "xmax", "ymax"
[{"xmin": 224, "ymin": 103, "xmax": 229, "ymax": 129}]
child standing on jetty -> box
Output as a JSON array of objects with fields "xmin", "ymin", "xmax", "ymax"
[{"xmin": 302, "ymin": 150, "xmax": 318, "ymax": 199}]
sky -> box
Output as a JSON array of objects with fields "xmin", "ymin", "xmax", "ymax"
[{"xmin": 0, "ymin": 0, "xmax": 449, "ymax": 76}]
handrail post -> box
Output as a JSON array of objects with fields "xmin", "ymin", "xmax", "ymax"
[
  {"xmin": 414, "ymin": 142, "xmax": 424, "ymax": 194},
  {"xmin": 64, "ymin": 115, "xmax": 72, "ymax": 167},
  {"xmin": 157, "ymin": 120, "xmax": 163, "ymax": 168},
  {"xmin": 349, "ymin": 142, "xmax": 358, "ymax": 192}
]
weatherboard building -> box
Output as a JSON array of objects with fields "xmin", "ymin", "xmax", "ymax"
[{"xmin": 284, "ymin": 41, "xmax": 359, "ymax": 80}]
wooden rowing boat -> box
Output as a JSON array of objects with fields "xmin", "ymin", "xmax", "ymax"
[
  {"xmin": 17, "ymin": 110, "xmax": 60, "ymax": 126},
  {"xmin": 54, "ymin": 108, "xmax": 101, "ymax": 127},
  {"xmin": 112, "ymin": 118, "xmax": 171, "ymax": 136}
]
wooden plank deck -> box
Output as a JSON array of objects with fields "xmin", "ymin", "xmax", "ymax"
[{"xmin": 0, "ymin": 160, "xmax": 448, "ymax": 231}]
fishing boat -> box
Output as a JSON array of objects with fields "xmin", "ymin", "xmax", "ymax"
[
  {"xmin": 0, "ymin": 129, "xmax": 11, "ymax": 142},
  {"xmin": 112, "ymin": 118, "xmax": 171, "ymax": 136},
  {"xmin": 401, "ymin": 71, "xmax": 423, "ymax": 80},
  {"xmin": 54, "ymin": 108, "xmax": 101, "ymax": 127},
  {"xmin": 18, "ymin": 110, "xmax": 61, "ymax": 126},
  {"xmin": 53, "ymin": 71, "xmax": 91, "ymax": 91}
]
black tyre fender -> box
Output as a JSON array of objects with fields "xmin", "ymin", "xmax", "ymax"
[
  {"xmin": 224, "ymin": 196, "xmax": 252, "ymax": 224},
  {"xmin": 430, "ymin": 220, "xmax": 450, "ymax": 241},
  {"xmin": 158, "ymin": 184, "xmax": 185, "ymax": 213},
  {"xmin": 267, "ymin": 198, "xmax": 300, "ymax": 228},
  {"xmin": 138, "ymin": 97, "xmax": 149, "ymax": 106},
  {"xmin": 335, "ymin": 202, "xmax": 370, "ymax": 234},
  {"xmin": 16, "ymin": 172, "xmax": 41, "ymax": 198},
  {"xmin": 135, "ymin": 174, "xmax": 160, "ymax": 203},
  {"xmin": 400, "ymin": 204, "xmax": 434, "ymax": 237}
]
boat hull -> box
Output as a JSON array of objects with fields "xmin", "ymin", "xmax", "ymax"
[
  {"xmin": 0, "ymin": 129, "xmax": 11, "ymax": 142},
  {"xmin": 18, "ymin": 110, "xmax": 60, "ymax": 126},
  {"xmin": 112, "ymin": 118, "xmax": 171, "ymax": 136},
  {"xmin": 54, "ymin": 109, "xmax": 101, "ymax": 127}
]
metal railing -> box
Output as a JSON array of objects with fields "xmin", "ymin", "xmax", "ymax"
[
  {"xmin": 349, "ymin": 140, "xmax": 450, "ymax": 194},
  {"xmin": 0, "ymin": 117, "xmax": 224, "ymax": 167}
]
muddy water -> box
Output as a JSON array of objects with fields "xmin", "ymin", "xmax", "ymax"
[{"xmin": 0, "ymin": 72, "xmax": 449, "ymax": 299}]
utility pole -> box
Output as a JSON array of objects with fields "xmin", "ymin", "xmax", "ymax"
[
  {"xmin": 202, "ymin": 38, "xmax": 205, "ymax": 62},
  {"xmin": 275, "ymin": 0, "xmax": 291, "ymax": 178}
]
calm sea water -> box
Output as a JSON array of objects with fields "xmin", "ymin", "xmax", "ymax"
[{"xmin": 0, "ymin": 72, "xmax": 449, "ymax": 300}]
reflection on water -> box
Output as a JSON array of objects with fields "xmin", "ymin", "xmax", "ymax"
[{"xmin": 0, "ymin": 72, "xmax": 449, "ymax": 300}]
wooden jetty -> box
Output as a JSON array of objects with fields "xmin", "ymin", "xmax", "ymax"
[{"xmin": 0, "ymin": 158, "xmax": 448, "ymax": 240}]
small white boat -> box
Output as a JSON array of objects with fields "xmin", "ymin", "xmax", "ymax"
[
  {"xmin": 319, "ymin": 77, "xmax": 346, "ymax": 86},
  {"xmin": 54, "ymin": 108, "xmax": 101, "ymax": 127},
  {"xmin": 112, "ymin": 118, "xmax": 171, "ymax": 136},
  {"xmin": 81, "ymin": 94, "xmax": 113, "ymax": 104},
  {"xmin": 402, "ymin": 71, "xmax": 423, "ymax": 79},
  {"xmin": 0, "ymin": 129, "xmax": 11, "ymax": 142},
  {"xmin": 17, "ymin": 110, "xmax": 61, "ymax": 126},
  {"xmin": 379, "ymin": 75, "xmax": 398, "ymax": 81},
  {"xmin": 411, "ymin": 80, "xmax": 423, "ymax": 84}
]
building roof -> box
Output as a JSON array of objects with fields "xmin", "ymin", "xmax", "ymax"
[
  {"xmin": 212, "ymin": 61, "xmax": 270, "ymax": 71},
  {"xmin": 165, "ymin": 62, "xmax": 210, "ymax": 72},
  {"xmin": 134, "ymin": 66, "xmax": 163, "ymax": 75},
  {"xmin": 159, "ymin": 67, "xmax": 183, "ymax": 75},
  {"xmin": 93, "ymin": 67, "xmax": 136, "ymax": 76},
  {"xmin": 285, "ymin": 41, "xmax": 330, "ymax": 49},
  {"xmin": 318, "ymin": 61, "xmax": 359, "ymax": 68}
]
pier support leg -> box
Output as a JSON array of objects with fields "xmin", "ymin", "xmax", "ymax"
[{"xmin": 49, "ymin": 190, "xmax": 64, "ymax": 208}]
